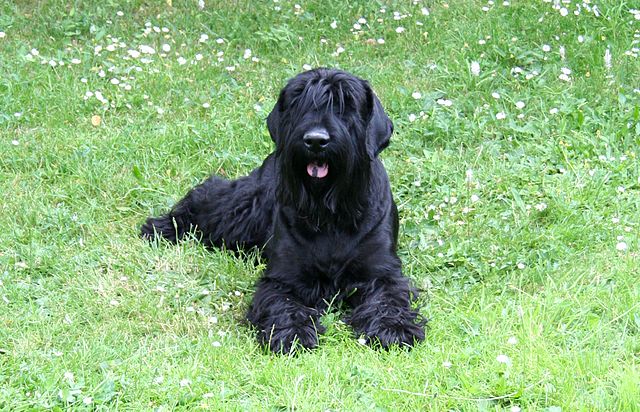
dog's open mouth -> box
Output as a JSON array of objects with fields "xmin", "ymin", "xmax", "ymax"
[{"xmin": 307, "ymin": 162, "xmax": 329, "ymax": 178}]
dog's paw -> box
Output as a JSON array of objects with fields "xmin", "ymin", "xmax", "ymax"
[
  {"xmin": 259, "ymin": 324, "xmax": 321, "ymax": 354},
  {"xmin": 141, "ymin": 216, "xmax": 178, "ymax": 243},
  {"xmin": 348, "ymin": 304, "xmax": 426, "ymax": 350},
  {"xmin": 363, "ymin": 319, "xmax": 425, "ymax": 349}
]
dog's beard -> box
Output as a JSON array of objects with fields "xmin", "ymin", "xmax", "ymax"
[{"xmin": 276, "ymin": 137, "xmax": 370, "ymax": 231}]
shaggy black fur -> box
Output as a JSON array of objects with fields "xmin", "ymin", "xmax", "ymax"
[{"xmin": 141, "ymin": 68, "xmax": 425, "ymax": 353}]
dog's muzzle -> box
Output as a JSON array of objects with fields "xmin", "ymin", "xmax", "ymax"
[
  {"xmin": 303, "ymin": 128, "xmax": 330, "ymax": 153},
  {"xmin": 303, "ymin": 128, "xmax": 330, "ymax": 178}
]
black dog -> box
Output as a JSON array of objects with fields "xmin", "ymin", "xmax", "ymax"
[{"xmin": 141, "ymin": 68, "xmax": 425, "ymax": 352}]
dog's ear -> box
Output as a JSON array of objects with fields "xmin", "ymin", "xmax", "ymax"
[
  {"xmin": 364, "ymin": 84, "xmax": 394, "ymax": 158},
  {"xmin": 267, "ymin": 88, "xmax": 286, "ymax": 144}
]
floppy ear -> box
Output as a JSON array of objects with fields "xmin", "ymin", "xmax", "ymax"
[
  {"xmin": 364, "ymin": 84, "xmax": 394, "ymax": 158},
  {"xmin": 267, "ymin": 88, "xmax": 286, "ymax": 144}
]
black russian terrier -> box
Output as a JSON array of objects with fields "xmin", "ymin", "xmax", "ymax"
[{"xmin": 141, "ymin": 68, "xmax": 425, "ymax": 352}]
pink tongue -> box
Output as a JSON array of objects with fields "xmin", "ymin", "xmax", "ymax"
[{"xmin": 307, "ymin": 162, "xmax": 329, "ymax": 178}]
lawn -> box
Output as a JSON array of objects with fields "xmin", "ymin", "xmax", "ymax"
[{"xmin": 1, "ymin": 0, "xmax": 639, "ymax": 410}]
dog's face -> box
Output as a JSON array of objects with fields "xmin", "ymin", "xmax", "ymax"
[{"xmin": 267, "ymin": 69, "xmax": 393, "ymax": 186}]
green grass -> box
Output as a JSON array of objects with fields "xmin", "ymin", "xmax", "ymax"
[{"xmin": 1, "ymin": 0, "xmax": 639, "ymax": 410}]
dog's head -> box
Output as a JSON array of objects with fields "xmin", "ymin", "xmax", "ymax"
[
  {"xmin": 268, "ymin": 68, "xmax": 393, "ymax": 175},
  {"xmin": 267, "ymin": 68, "xmax": 394, "ymax": 224}
]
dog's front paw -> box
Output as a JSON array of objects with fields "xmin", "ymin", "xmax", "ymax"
[
  {"xmin": 257, "ymin": 323, "xmax": 322, "ymax": 354},
  {"xmin": 363, "ymin": 318, "xmax": 425, "ymax": 349},
  {"xmin": 349, "ymin": 305, "xmax": 426, "ymax": 349}
]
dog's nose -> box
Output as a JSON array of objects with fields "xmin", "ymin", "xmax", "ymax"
[{"xmin": 303, "ymin": 129, "xmax": 330, "ymax": 152}]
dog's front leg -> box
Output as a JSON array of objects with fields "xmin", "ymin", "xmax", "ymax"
[
  {"xmin": 247, "ymin": 278, "xmax": 325, "ymax": 353},
  {"xmin": 346, "ymin": 276, "xmax": 425, "ymax": 349}
]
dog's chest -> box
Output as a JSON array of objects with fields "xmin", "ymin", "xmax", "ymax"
[{"xmin": 296, "ymin": 230, "xmax": 365, "ymax": 281}]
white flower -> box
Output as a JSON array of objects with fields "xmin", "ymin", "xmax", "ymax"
[
  {"xmin": 507, "ymin": 336, "xmax": 518, "ymax": 345},
  {"xmin": 491, "ymin": 92, "xmax": 500, "ymax": 99},
  {"xmin": 471, "ymin": 194, "xmax": 480, "ymax": 202},
  {"xmin": 195, "ymin": 53, "xmax": 203, "ymax": 61},
  {"xmin": 357, "ymin": 338, "xmax": 367, "ymax": 345},
  {"xmin": 534, "ymin": 202, "xmax": 547, "ymax": 212},
  {"xmin": 616, "ymin": 242, "xmax": 627, "ymax": 251},
  {"xmin": 243, "ymin": 49, "xmax": 252, "ymax": 59},
  {"xmin": 202, "ymin": 102, "xmax": 210, "ymax": 109},
  {"xmin": 395, "ymin": 27, "xmax": 405, "ymax": 33},
  {"xmin": 496, "ymin": 112, "xmax": 506, "ymax": 120},
  {"xmin": 128, "ymin": 49, "xmax": 141, "ymax": 58},
  {"xmin": 408, "ymin": 113, "xmax": 417, "ymax": 122},
  {"xmin": 496, "ymin": 354, "xmax": 511, "ymax": 365},
  {"xmin": 198, "ymin": 0, "xmax": 205, "ymax": 10},
  {"xmin": 604, "ymin": 48, "xmax": 612, "ymax": 70},
  {"xmin": 0, "ymin": 31, "xmax": 5, "ymax": 38},
  {"xmin": 377, "ymin": 38, "xmax": 385, "ymax": 44},
  {"xmin": 303, "ymin": 64, "xmax": 312, "ymax": 71},
  {"xmin": 71, "ymin": 58, "xmax": 81, "ymax": 64},
  {"xmin": 199, "ymin": 33, "xmax": 209, "ymax": 43},
  {"xmin": 179, "ymin": 379, "xmax": 191, "ymax": 387},
  {"xmin": 421, "ymin": 7, "xmax": 430, "ymax": 15},
  {"xmin": 336, "ymin": 46, "xmax": 345, "ymax": 54},
  {"xmin": 177, "ymin": 56, "xmax": 187, "ymax": 65},
  {"xmin": 542, "ymin": 44, "xmax": 551, "ymax": 52},
  {"xmin": 139, "ymin": 45, "xmax": 155, "ymax": 54},
  {"xmin": 470, "ymin": 61, "xmax": 480, "ymax": 76},
  {"xmin": 216, "ymin": 38, "xmax": 224, "ymax": 44},
  {"xmin": 515, "ymin": 101, "xmax": 525, "ymax": 109},
  {"xmin": 516, "ymin": 262, "xmax": 525, "ymax": 269},
  {"xmin": 578, "ymin": 35, "xmax": 585, "ymax": 43},
  {"xmin": 442, "ymin": 361, "xmax": 452, "ymax": 368},
  {"xmin": 31, "ymin": 48, "xmax": 40, "ymax": 56},
  {"xmin": 162, "ymin": 43, "xmax": 171, "ymax": 52},
  {"xmin": 411, "ymin": 91, "xmax": 422, "ymax": 99},
  {"xmin": 330, "ymin": 20, "xmax": 338, "ymax": 29},
  {"xmin": 436, "ymin": 98, "xmax": 452, "ymax": 107},
  {"xmin": 212, "ymin": 341, "xmax": 222, "ymax": 347},
  {"xmin": 358, "ymin": 17, "xmax": 367, "ymax": 24},
  {"xmin": 560, "ymin": 7, "xmax": 568, "ymax": 16},
  {"xmin": 353, "ymin": 23, "xmax": 361, "ymax": 30},
  {"xmin": 549, "ymin": 107, "xmax": 559, "ymax": 114}
]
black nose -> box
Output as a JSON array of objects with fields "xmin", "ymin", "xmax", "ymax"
[{"xmin": 303, "ymin": 129, "xmax": 330, "ymax": 152}]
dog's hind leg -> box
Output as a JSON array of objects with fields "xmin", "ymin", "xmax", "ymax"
[{"xmin": 141, "ymin": 158, "xmax": 276, "ymax": 252}]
